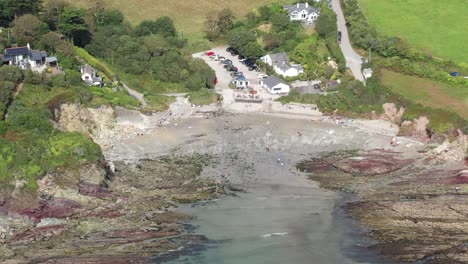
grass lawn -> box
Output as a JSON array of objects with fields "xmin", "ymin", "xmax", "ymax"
[
  {"xmin": 188, "ymin": 89, "xmax": 220, "ymax": 105},
  {"xmin": 358, "ymin": 0, "xmax": 468, "ymax": 64},
  {"xmin": 67, "ymin": 0, "xmax": 288, "ymax": 42},
  {"xmin": 380, "ymin": 69, "xmax": 468, "ymax": 119}
]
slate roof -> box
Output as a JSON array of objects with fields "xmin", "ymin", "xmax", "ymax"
[
  {"xmin": 263, "ymin": 76, "xmax": 288, "ymax": 88},
  {"xmin": 45, "ymin": 56, "xmax": 58, "ymax": 63},
  {"xmin": 275, "ymin": 61, "xmax": 304, "ymax": 73},
  {"xmin": 80, "ymin": 64, "xmax": 96, "ymax": 76},
  {"xmin": 2, "ymin": 54, "xmax": 11, "ymax": 61},
  {"xmin": 5, "ymin": 46, "xmax": 29, "ymax": 56},
  {"xmin": 283, "ymin": 3, "xmax": 320, "ymax": 14},
  {"xmin": 267, "ymin": 52, "xmax": 289, "ymax": 64},
  {"xmin": 30, "ymin": 50, "xmax": 43, "ymax": 61}
]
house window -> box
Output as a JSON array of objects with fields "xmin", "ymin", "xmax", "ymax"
[
  {"xmin": 302, "ymin": 13, "xmax": 306, "ymax": 18},
  {"xmin": 273, "ymin": 87, "xmax": 282, "ymax": 91}
]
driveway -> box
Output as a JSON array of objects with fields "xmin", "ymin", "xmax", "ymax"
[{"xmin": 331, "ymin": 0, "xmax": 365, "ymax": 82}]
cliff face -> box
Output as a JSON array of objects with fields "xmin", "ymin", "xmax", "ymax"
[{"xmin": 54, "ymin": 104, "xmax": 146, "ymax": 149}]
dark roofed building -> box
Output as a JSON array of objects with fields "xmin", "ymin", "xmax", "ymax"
[
  {"xmin": 2, "ymin": 43, "xmax": 49, "ymax": 69},
  {"xmin": 261, "ymin": 76, "xmax": 290, "ymax": 94}
]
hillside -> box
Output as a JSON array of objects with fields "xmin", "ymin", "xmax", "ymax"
[
  {"xmin": 67, "ymin": 0, "xmax": 286, "ymax": 37},
  {"xmin": 358, "ymin": 0, "xmax": 468, "ymax": 64}
]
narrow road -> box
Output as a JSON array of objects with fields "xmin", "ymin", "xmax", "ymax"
[
  {"xmin": 121, "ymin": 82, "xmax": 147, "ymax": 107},
  {"xmin": 331, "ymin": 0, "xmax": 365, "ymax": 82}
]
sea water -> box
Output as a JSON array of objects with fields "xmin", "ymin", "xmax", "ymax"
[{"xmin": 160, "ymin": 184, "xmax": 395, "ymax": 264}]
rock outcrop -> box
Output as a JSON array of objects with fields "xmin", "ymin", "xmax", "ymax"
[
  {"xmin": 301, "ymin": 146, "xmax": 468, "ymax": 263},
  {"xmin": 0, "ymin": 156, "xmax": 222, "ymax": 263}
]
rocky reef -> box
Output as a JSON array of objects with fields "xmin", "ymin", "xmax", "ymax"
[
  {"xmin": 0, "ymin": 155, "xmax": 223, "ymax": 263},
  {"xmin": 299, "ymin": 136, "xmax": 468, "ymax": 263}
]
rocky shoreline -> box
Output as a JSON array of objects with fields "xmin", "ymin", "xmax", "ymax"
[
  {"xmin": 0, "ymin": 156, "xmax": 224, "ymax": 263},
  {"xmin": 299, "ymin": 136, "xmax": 468, "ymax": 264}
]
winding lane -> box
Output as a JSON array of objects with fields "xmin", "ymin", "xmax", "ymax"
[{"xmin": 331, "ymin": 0, "xmax": 365, "ymax": 82}]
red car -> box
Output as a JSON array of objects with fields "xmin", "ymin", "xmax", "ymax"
[{"xmin": 206, "ymin": 51, "xmax": 215, "ymax": 56}]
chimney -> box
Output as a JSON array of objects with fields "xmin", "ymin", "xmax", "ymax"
[
  {"xmin": 306, "ymin": 2, "xmax": 309, "ymax": 8},
  {"xmin": 297, "ymin": 3, "xmax": 299, "ymax": 8},
  {"xmin": 27, "ymin": 43, "xmax": 30, "ymax": 50}
]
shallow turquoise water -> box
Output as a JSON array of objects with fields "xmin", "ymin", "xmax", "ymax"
[{"xmin": 161, "ymin": 184, "xmax": 391, "ymax": 264}]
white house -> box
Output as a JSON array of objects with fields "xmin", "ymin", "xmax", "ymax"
[
  {"xmin": 80, "ymin": 64, "xmax": 103, "ymax": 86},
  {"xmin": 1, "ymin": 43, "xmax": 48, "ymax": 69},
  {"xmin": 261, "ymin": 76, "xmax": 290, "ymax": 94},
  {"xmin": 274, "ymin": 61, "xmax": 304, "ymax": 78},
  {"xmin": 261, "ymin": 52, "xmax": 304, "ymax": 78},
  {"xmin": 283, "ymin": 3, "xmax": 320, "ymax": 25}
]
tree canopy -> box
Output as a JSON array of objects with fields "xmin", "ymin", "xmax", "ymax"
[
  {"xmin": 12, "ymin": 14, "xmax": 43, "ymax": 46},
  {"xmin": 0, "ymin": 0, "xmax": 43, "ymax": 27},
  {"xmin": 58, "ymin": 9, "xmax": 90, "ymax": 46}
]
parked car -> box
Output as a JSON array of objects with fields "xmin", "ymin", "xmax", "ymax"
[
  {"xmin": 221, "ymin": 59, "xmax": 232, "ymax": 65},
  {"xmin": 223, "ymin": 64, "xmax": 232, "ymax": 70},
  {"xmin": 450, "ymin": 71, "xmax": 460, "ymax": 77},
  {"xmin": 238, "ymin": 55, "xmax": 246, "ymax": 60},
  {"xmin": 226, "ymin": 47, "xmax": 234, "ymax": 52},
  {"xmin": 248, "ymin": 65, "xmax": 257, "ymax": 71},
  {"xmin": 206, "ymin": 51, "xmax": 215, "ymax": 56},
  {"xmin": 229, "ymin": 66, "xmax": 239, "ymax": 72},
  {"xmin": 243, "ymin": 59, "xmax": 255, "ymax": 66},
  {"xmin": 230, "ymin": 49, "xmax": 239, "ymax": 56},
  {"xmin": 231, "ymin": 71, "xmax": 244, "ymax": 77},
  {"xmin": 258, "ymin": 73, "xmax": 268, "ymax": 79},
  {"xmin": 338, "ymin": 31, "xmax": 342, "ymax": 38}
]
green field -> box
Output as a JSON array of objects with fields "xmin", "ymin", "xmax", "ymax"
[
  {"xmin": 380, "ymin": 70, "xmax": 468, "ymax": 119},
  {"xmin": 67, "ymin": 0, "xmax": 286, "ymax": 40},
  {"xmin": 358, "ymin": 0, "xmax": 468, "ymax": 64}
]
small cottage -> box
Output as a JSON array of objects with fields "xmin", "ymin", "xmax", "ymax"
[
  {"xmin": 274, "ymin": 61, "xmax": 304, "ymax": 78},
  {"xmin": 232, "ymin": 76, "xmax": 250, "ymax": 89},
  {"xmin": 261, "ymin": 52, "xmax": 304, "ymax": 78},
  {"xmin": 80, "ymin": 64, "xmax": 103, "ymax": 86},
  {"xmin": 261, "ymin": 76, "xmax": 290, "ymax": 94}
]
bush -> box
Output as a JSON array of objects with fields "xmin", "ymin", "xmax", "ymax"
[{"xmin": 7, "ymin": 104, "xmax": 54, "ymax": 134}]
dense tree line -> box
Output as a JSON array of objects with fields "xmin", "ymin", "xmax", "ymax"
[{"xmin": 86, "ymin": 14, "xmax": 215, "ymax": 91}]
